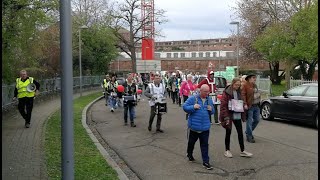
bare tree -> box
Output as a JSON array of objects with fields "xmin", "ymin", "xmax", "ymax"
[
  {"xmin": 71, "ymin": 0, "xmax": 114, "ymax": 27},
  {"xmin": 233, "ymin": 0, "xmax": 313, "ymax": 84},
  {"xmin": 110, "ymin": 0, "xmax": 167, "ymax": 73}
]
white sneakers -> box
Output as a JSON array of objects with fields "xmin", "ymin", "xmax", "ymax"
[
  {"xmin": 240, "ymin": 151, "xmax": 253, "ymax": 157},
  {"xmin": 224, "ymin": 150, "xmax": 253, "ymax": 158},
  {"xmin": 224, "ymin": 150, "xmax": 233, "ymax": 158}
]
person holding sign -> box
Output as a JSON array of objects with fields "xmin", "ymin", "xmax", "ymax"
[{"xmin": 220, "ymin": 78, "xmax": 252, "ymax": 158}]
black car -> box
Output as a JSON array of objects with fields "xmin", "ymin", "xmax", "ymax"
[{"xmin": 260, "ymin": 83, "xmax": 318, "ymax": 128}]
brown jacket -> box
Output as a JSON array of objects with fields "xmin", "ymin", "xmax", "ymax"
[{"xmin": 241, "ymin": 81, "xmax": 257, "ymax": 108}]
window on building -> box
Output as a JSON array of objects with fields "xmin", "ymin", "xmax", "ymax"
[
  {"xmin": 174, "ymin": 53, "xmax": 178, "ymax": 58},
  {"xmin": 167, "ymin": 53, "xmax": 171, "ymax": 58},
  {"xmin": 205, "ymin": 52, "xmax": 210, "ymax": 57},
  {"xmin": 226, "ymin": 52, "xmax": 235, "ymax": 57},
  {"xmin": 199, "ymin": 52, "xmax": 203, "ymax": 57},
  {"xmin": 212, "ymin": 52, "xmax": 217, "ymax": 57},
  {"xmin": 155, "ymin": 53, "xmax": 161, "ymax": 59},
  {"xmin": 191, "ymin": 52, "xmax": 196, "ymax": 57},
  {"xmin": 181, "ymin": 53, "xmax": 185, "ymax": 58}
]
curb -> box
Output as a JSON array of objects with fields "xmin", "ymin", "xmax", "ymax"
[{"xmin": 81, "ymin": 96, "xmax": 129, "ymax": 180}]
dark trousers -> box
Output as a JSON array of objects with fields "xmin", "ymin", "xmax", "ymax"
[
  {"xmin": 167, "ymin": 89, "xmax": 171, "ymax": 98},
  {"xmin": 18, "ymin": 97, "xmax": 34, "ymax": 124},
  {"xmin": 183, "ymin": 95, "xmax": 189, "ymax": 120},
  {"xmin": 149, "ymin": 105, "xmax": 162, "ymax": 130},
  {"xmin": 171, "ymin": 91, "xmax": 178, "ymax": 104},
  {"xmin": 124, "ymin": 104, "xmax": 135, "ymax": 123},
  {"xmin": 187, "ymin": 130, "xmax": 210, "ymax": 163},
  {"xmin": 225, "ymin": 120, "xmax": 245, "ymax": 152},
  {"xmin": 209, "ymin": 105, "xmax": 219, "ymax": 123}
]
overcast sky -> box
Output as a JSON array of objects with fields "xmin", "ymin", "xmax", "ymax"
[{"xmin": 154, "ymin": 0, "xmax": 238, "ymax": 41}]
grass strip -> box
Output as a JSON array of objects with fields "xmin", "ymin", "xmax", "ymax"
[
  {"xmin": 271, "ymin": 81, "xmax": 287, "ymax": 96},
  {"xmin": 45, "ymin": 92, "xmax": 118, "ymax": 180}
]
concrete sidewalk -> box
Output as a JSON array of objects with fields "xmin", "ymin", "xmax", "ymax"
[{"xmin": 2, "ymin": 90, "xmax": 100, "ymax": 180}]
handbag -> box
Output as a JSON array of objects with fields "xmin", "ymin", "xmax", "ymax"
[{"xmin": 229, "ymin": 99, "xmax": 244, "ymax": 112}]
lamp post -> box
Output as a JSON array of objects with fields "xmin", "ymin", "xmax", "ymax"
[
  {"xmin": 79, "ymin": 25, "xmax": 88, "ymax": 97},
  {"xmin": 218, "ymin": 50, "xmax": 221, "ymax": 76},
  {"xmin": 230, "ymin": 21, "xmax": 239, "ymax": 77}
]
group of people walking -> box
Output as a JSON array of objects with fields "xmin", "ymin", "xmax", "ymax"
[
  {"xmin": 100, "ymin": 70, "xmax": 261, "ymax": 170},
  {"xmin": 13, "ymin": 69, "xmax": 261, "ymax": 171}
]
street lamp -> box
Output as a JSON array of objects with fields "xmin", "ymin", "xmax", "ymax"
[
  {"xmin": 79, "ymin": 25, "xmax": 88, "ymax": 97},
  {"xmin": 230, "ymin": 21, "xmax": 239, "ymax": 77}
]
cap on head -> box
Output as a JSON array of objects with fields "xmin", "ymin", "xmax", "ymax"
[
  {"xmin": 245, "ymin": 74, "xmax": 256, "ymax": 81},
  {"xmin": 209, "ymin": 71, "xmax": 214, "ymax": 75}
]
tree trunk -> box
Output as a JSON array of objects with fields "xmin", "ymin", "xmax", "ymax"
[
  {"xmin": 285, "ymin": 60, "xmax": 294, "ymax": 90},
  {"xmin": 130, "ymin": 47, "xmax": 137, "ymax": 73},
  {"xmin": 269, "ymin": 61, "xmax": 282, "ymax": 85},
  {"xmin": 304, "ymin": 59, "xmax": 318, "ymax": 80}
]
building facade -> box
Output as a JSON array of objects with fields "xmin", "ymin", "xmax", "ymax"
[{"xmin": 110, "ymin": 38, "xmax": 271, "ymax": 73}]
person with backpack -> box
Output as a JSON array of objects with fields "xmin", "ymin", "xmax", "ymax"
[
  {"xmin": 220, "ymin": 78, "xmax": 253, "ymax": 158},
  {"xmin": 183, "ymin": 84, "xmax": 215, "ymax": 170}
]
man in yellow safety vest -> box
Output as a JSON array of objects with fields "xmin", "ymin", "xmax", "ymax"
[{"xmin": 13, "ymin": 70, "xmax": 40, "ymax": 128}]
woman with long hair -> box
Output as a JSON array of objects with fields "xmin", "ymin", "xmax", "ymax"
[{"xmin": 220, "ymin": 77, "xmax": 253, "ymax": 158}]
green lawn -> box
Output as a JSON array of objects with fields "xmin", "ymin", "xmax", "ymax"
[
  {"xmin": 271, "ymin": 81, "xmax": 287, "ymax": 96},
  {"xmin": 45, "ymin": 92, "xmax": 118, "ymax": 180}
]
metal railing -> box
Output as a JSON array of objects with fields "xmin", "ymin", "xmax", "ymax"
[
  {"xmin": 290, "ymin": 79, "xmax": 318, "ymax": 89},
  {"xmin": 2, "ymin": 76, "xmax": 104, "ymax": 108}
]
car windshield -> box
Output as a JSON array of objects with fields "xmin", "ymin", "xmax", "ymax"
[
  {"xmin": 304, "ymin": 86, "xmax": 318, "ymax": 97},
  {"xmin": 286, "ymin": 85, "xmax": 308, "ymax": 96}
]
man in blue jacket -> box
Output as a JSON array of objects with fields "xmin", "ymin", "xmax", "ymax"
[{"xmin": 183, "ymin": 84, "xmax": 215, "ymax": 170}]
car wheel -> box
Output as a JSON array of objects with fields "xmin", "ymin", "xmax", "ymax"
[{"xmin": 261, "ymin": 103, "xmax": 273, "ymax": 120}]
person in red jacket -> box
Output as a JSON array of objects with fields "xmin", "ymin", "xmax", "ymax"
[{"xmin": 197, "ymin": 70, "xmax": 219, "ymax": 124}]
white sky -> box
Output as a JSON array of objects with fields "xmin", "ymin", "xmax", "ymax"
[{"xmin": 154, "ymin": 0, "xmax": 239, "ymax": 41}]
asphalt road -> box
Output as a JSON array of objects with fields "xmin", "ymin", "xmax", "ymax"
[{"xmin": 88, "ymin": 96, "xmax": 318, "ymax": 180}]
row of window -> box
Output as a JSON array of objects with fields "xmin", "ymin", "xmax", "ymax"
[
  {"xmin": 154, "ymin": 52, "xmax": 235, "ymax": 58},
  {"xmin": 155, "ymin": 39, "xmax": 234, "ymax": 46}
]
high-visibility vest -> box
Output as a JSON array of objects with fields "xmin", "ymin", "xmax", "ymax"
[
  {"xmin": 106, "ymin": 81, "xmax": 118, "ymax": 91},
  {"xmin": 16, "ymin": 77, "xmax": 35, "ymax": 98},
  {"xmin": 103, "ymin": 79, "xmax": 108, "ymax": 88}
]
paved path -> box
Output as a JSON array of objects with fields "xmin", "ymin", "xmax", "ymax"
[
  {"xmin": 2, "ymin": 90, "xmax": 100, "ymax": 180},
  {"xmin": 89, "ymin": 96, "xmax": 318, "ymax": 180}
]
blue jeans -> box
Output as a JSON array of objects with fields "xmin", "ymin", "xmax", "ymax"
[
  {"xmin": 246, "ymin": 105, "xmax": 260, "ymax": 138},
  {"xmin": 187, "ymin": 130, "xmax": 210, "ymax": 163},
  {"xmin": 108, "ymin": 96, "xmax": 117, "ymax": 109},
  {"xmin": 124, "ymin": 104, "xmax": 135, "ymax": 123}
]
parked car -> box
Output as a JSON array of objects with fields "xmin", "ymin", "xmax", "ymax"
[
  {"xmin": 193, "ymin": 75, "xmax": 227, "ymax": 94},
  {"xmin": 260, "ymin": 83, "xmax": 318, "ymax": 128}
]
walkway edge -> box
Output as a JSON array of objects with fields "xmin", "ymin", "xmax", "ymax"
[{"xmin": 81, "ymin": 96, "xmax": 129, "ymax": 180}]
